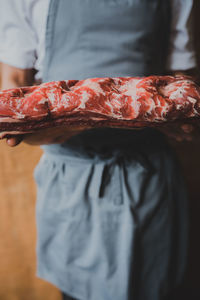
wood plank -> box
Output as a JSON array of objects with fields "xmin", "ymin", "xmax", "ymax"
[
  {"xmin": 0, "ymin": 141, "xmax": 61, "ymax": 300},
  {"xmin": 0, "ymin": 61, "xmax": 61, "ymax": 299}
]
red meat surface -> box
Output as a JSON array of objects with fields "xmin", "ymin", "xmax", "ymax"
[{"xmin": 0, "ymin": 75, "xmax": 200, "ymax": 139}]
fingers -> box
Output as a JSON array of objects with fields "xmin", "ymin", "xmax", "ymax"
[
  {"xmin": 22, "ymin": 128, "xmax": 85, "ymax": 145},
  {"xmin": 4, "ymin": 127, "xmax": 87, "ymax": 146},
  {"xmin": 158, "ymin": 123, "xmax": 194, "ymax": 142},
  {"xmin": 176, "ymin": 134, "xmax": 192, "ymax": 142},
  {"xmin": 181, "ymin": 124, "xmax": 194, "ymax": 134},
  {"xmin": 44, "ymin": 130, "xmax": 84, "ymax": 144},
  {"xmin": 6, "ymin": 135, "xmax": 23, "ymax": 147}
]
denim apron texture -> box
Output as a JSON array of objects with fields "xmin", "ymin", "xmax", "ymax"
[{"xmin": 34, "ymin": 1, "xmax": 188, "ymax": 299}]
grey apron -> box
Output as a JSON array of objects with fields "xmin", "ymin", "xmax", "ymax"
[{"xmin": 34, "ymin": 1, "xmax": 188, "ymax": 299}]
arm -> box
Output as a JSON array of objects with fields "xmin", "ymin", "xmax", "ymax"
[
  {"xmin": 1, "ymin": 64, "xmax": 35, "ymax": 146},
  {"xmin": 1, "ymin": 64, "xmax": 35, "ymax": 90},
  {"xmin": 167, "ymin": 0, "xmax": 196, "ymax": 72},
  {"xmin": 0, "ymin": 0, "xmax": 84, "ymax": 147},
  {"xmin": 167, "ymin": 0, "xmax": 199, "ymax": 79},
  {"xmin": 162, "ymin": 0, "xmax": 199, "ymax": 141},
  {"xmin": 1, "ymin": 64, "xmax": 84, "ymax": 147}
]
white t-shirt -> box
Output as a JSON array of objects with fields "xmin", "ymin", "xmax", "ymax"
[{"xmin": 0, "ymin": 0, "xmax": 196, "ymax": 80}]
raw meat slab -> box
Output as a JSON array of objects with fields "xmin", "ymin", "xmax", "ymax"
[{"xmin": 0, "ymin": 75, "xmax": 200, "ymax": 139}]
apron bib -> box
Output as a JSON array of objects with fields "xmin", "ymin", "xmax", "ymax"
[
  {"xmin": 43, "ymin": 0, "xmax": 170, "ymax": 81},
  {"xmin": 42, "ymin": 0, "xmax": 171, "ymax": 158}
]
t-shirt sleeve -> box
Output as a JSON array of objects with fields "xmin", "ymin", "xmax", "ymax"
[
  {"xmin": 167, "ymin": 0, "xmax": 196, "ymax": 71},
  {"xmin": 0, "ymin": 0, "xmax": 37, "ymax": 69}
]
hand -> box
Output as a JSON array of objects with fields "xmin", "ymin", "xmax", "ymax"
[
  {"xmin": 6, "ymin": 135, "xmax": 24, "ymax": 147},
  {"xmin": 159, "ymin": 123, "xmax": 195, "ymax": 142},
  {"xmin": 6, "ymin": 126, "xmax": 86, "ymax": 147}
]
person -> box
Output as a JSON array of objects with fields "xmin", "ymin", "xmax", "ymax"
[{"xmin": 0, "ymin": 1, "xmax": 197, "ymax": 299}]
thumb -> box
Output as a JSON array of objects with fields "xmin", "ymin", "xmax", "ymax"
[{"xmin": 6, "ymin": 135, "xmax": 23, "ymax": 147}]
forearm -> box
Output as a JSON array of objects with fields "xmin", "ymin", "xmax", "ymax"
[
  {"xmin": 167, "ymin": 67, "xmax": 200, "ymax": 84},
  {"xmin": 0, "ymin": 63, "xmax": 36, "ymax": 146},
  {"xmin": 1, "ymin": 63, "xmax": 35, "ymax": 89}
]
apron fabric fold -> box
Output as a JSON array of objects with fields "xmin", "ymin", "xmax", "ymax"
[{"xmin": 35, "ymin": 139, "xmax": 188, "ymax": 300}]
